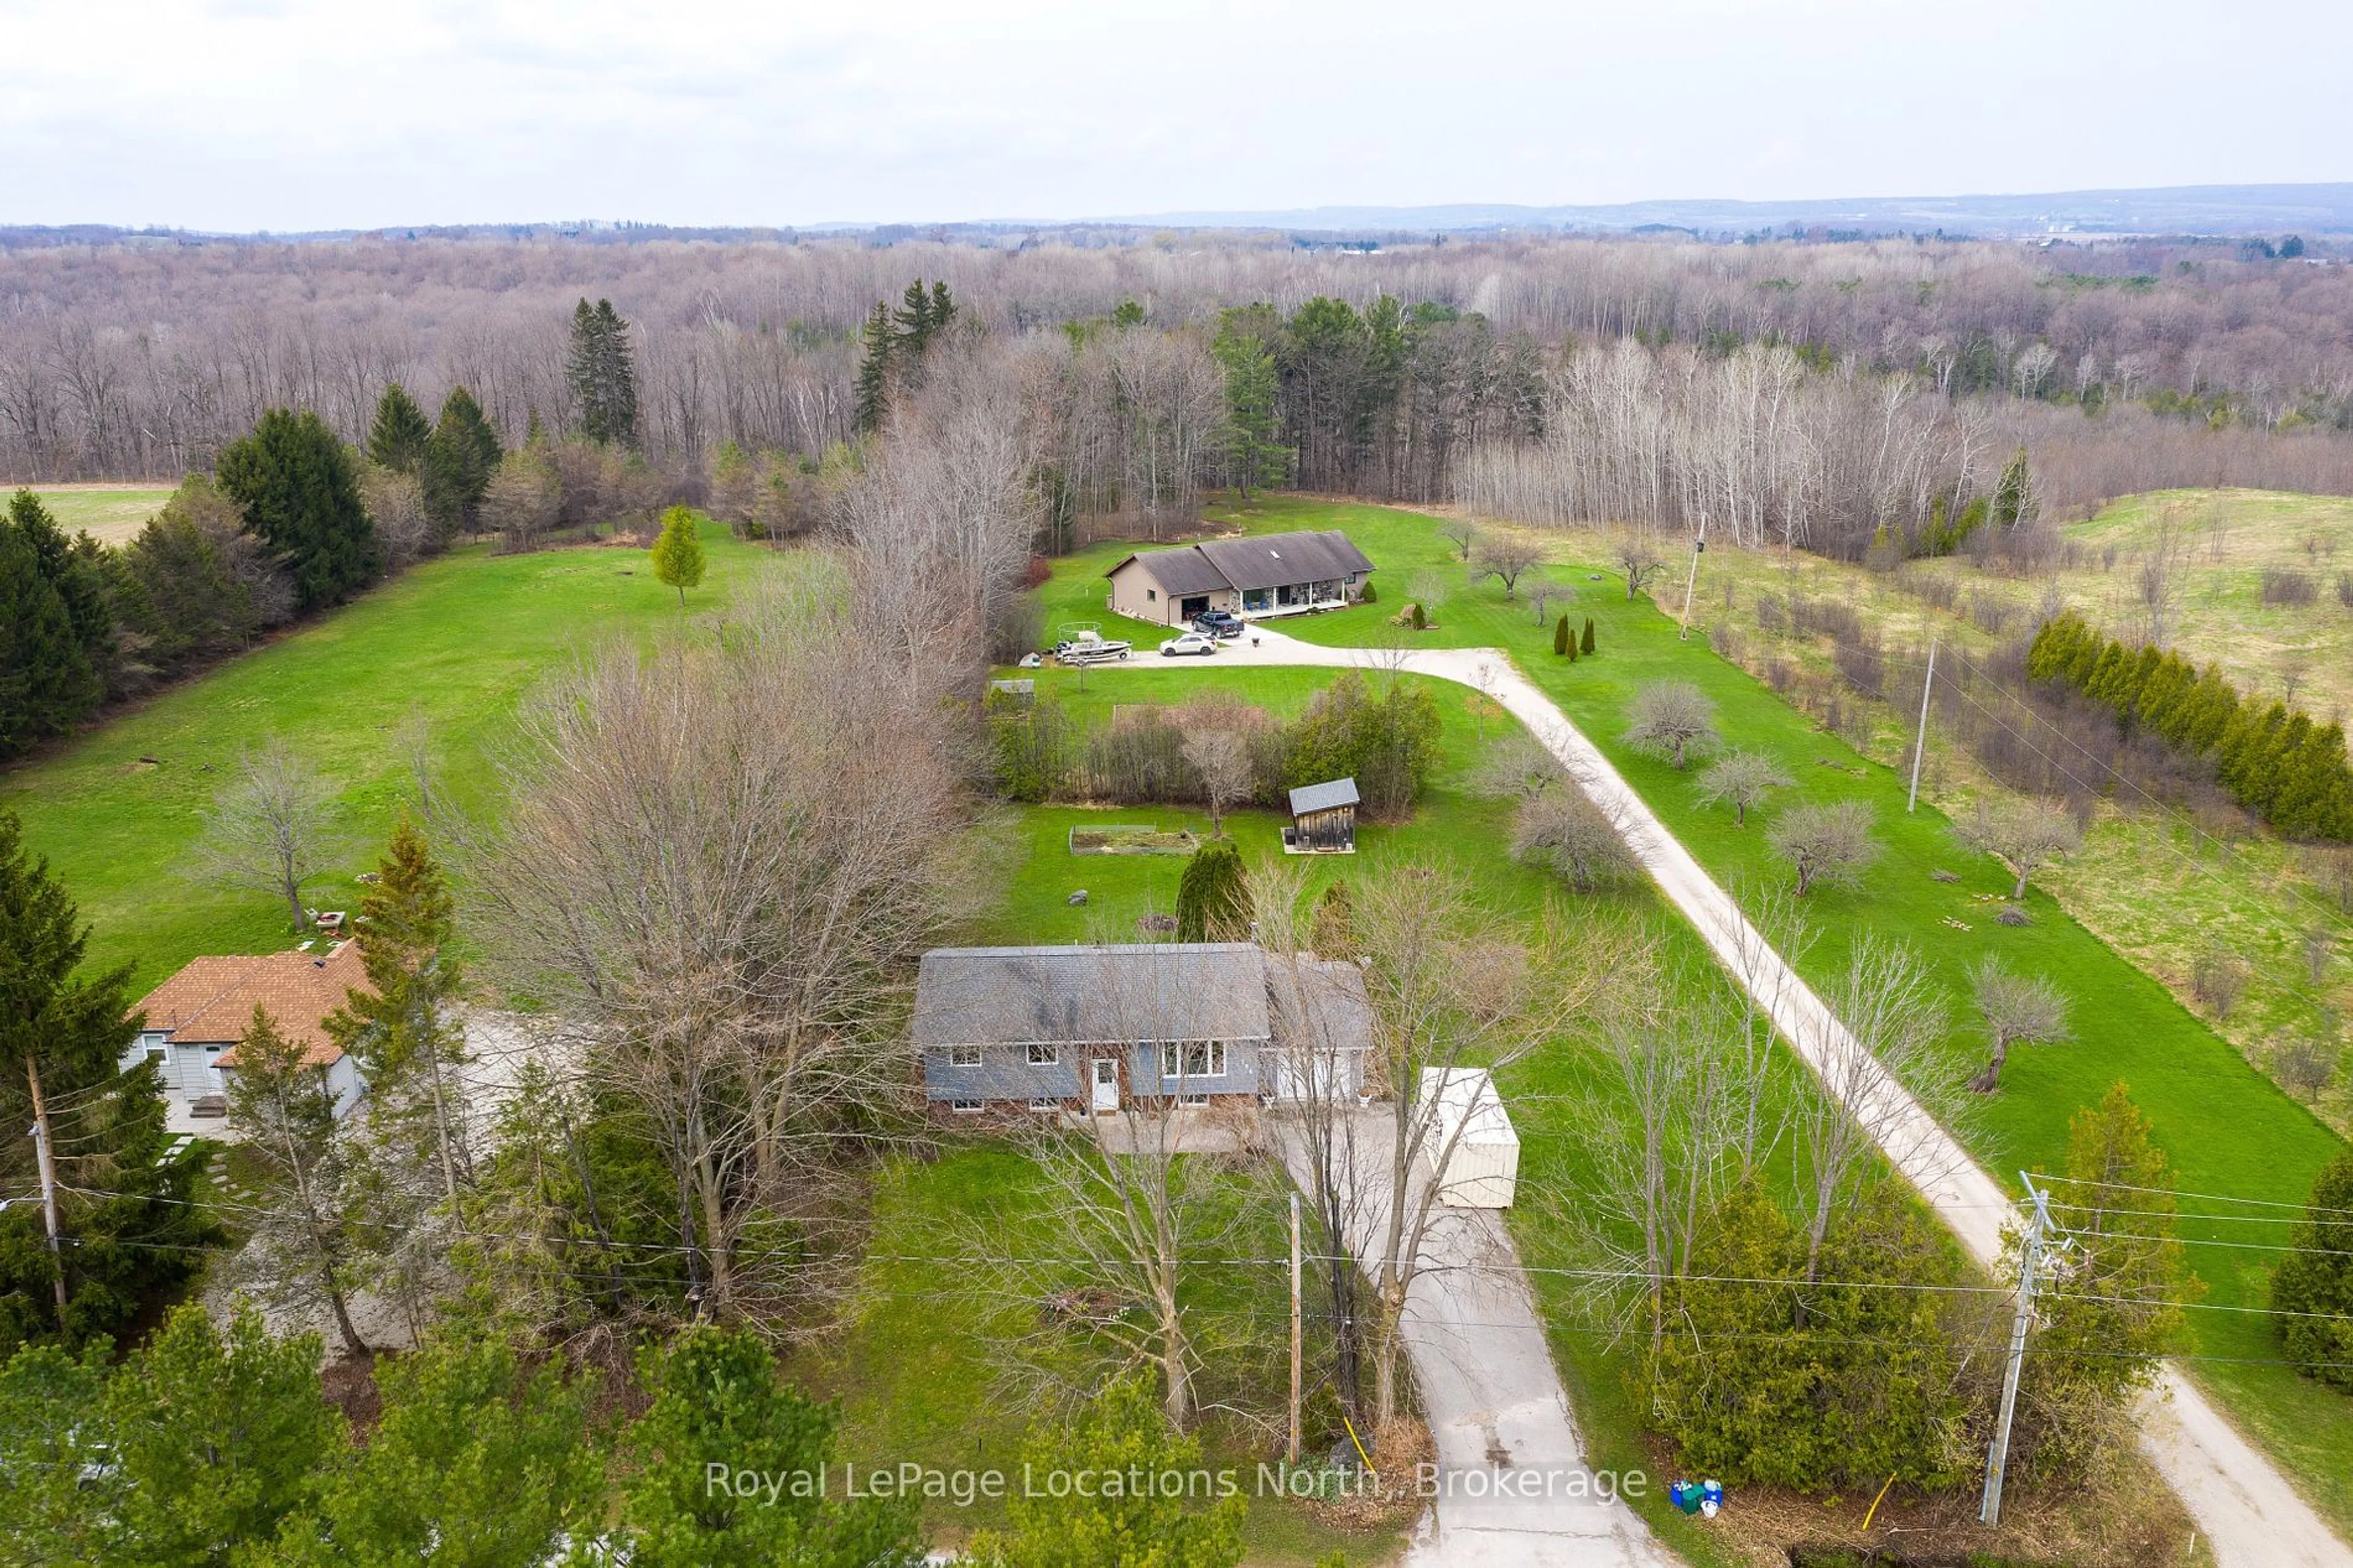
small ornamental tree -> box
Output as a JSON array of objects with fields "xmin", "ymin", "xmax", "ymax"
[
  {"xmin": 1957, "ymin": 796, "xmax": 2083, "ymax": 901},
  {"xmin": 1622, "ymin": 680, "xmax": 1719, "ymax": 770},
  {"xmin": 1769, "ymin": 800, "xmax": 1881, "ymax": 895},
  {"xmin": 1175, "ymin": 840, "xmax": 1249, "ymax": 942},
  {"xmin": 1694, "ymin": 750, "xmax": 1793, "ymax": 827},
  {"xmin": 1966, "ymin": 955, "xmax": 2071, "ymax": 1092},
  {"xmin": 2271, "ymin": 1149, "xmax": 2353, "ymax": 1392},
  {"xmin": 1553, "ymin": 613, "xmax": 1570, "ymax": 656},
  {"xmin": 1581, "ymin": 617, "xmax": 1596, "ymax": 654},
  {"xmin": 650, "ymin": 507, "xmax": 707, "ymax": 606}
]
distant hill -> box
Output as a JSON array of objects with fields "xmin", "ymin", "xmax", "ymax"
[
  {"xmin": 1109, "ymin": 183, "xmax": 2353, "ymax": 238},
  {"xmin": 6, "ymin": 183, "xmax": 2351, "ymax": 249}
]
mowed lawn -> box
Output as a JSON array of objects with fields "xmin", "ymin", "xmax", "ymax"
[
  {"xmin": 1, "ymin": 520, "xmax": 763, "ymax": 989},
  {"xmin": 21, "ymin": 482, "xmax": 178, "ymax": 545},
  {"xmin": 1070, "ymin": 495, "xmax": 2353, "ymax": 1528}
]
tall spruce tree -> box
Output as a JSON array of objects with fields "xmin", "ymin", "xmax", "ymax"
[
  {"xmin": 0, "ymin": 809, "xmax": 205, "ymax": 1350},
  {"xmin": 566, "ymin": 297, "xmax": 640, "ymax": 447},
  {"xmin": 0, "ymin": 513, "xmax": 101, "ymax": 757},
  {"xmin": 325, "ymin": 817, "xmax": 471, "ymax": 1202},
  {"xmin": 422, "ymin": 386, "xmax": 502, "ymax": 539},
  {"xmin": 214, "ymin": 408, "xmax": 381, "ymax": 612},
  {"xmin": 366, "ymin": 383, "xmax": 434, "ymax": 475},
  {"xmin": 853, "ymin": 301, "xmax": 895, "ymax": 432}
]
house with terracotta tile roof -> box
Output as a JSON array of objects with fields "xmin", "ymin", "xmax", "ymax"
[{"xmin": 124, "ymin": 941, "xmax": 371, "ymax": 1121}]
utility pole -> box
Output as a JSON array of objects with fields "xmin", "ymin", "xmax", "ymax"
[
  {"xmin": 26, "ymin": 1057, "xmax": 68, "ymax": 1323},
  {"xmin": 1979, "ymin": 1174, "xmax": 2052, "ymax": 1528},
  {"xmin": 1677, "ymin": 514, "xmax": 1708, "ymax": 641},
  {"xmin": 1289, "ymin": 1190, "xmax": 1303, "ymax": 1465},
  {"xmin": 1908, "ymin": 636, "xmax": 1938, "ymax": 813}
]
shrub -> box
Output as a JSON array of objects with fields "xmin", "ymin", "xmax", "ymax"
[
  {"xmin": 1281, "ymin": 670, "xmax": 1441, "ymax": 819},
  {"xmin": 1580, "ymin": 617, "xmax": 1596, "ymax": 654},
  {"xmin": 2262, "ymin": 567, "xmax": 2317, "ymax": 607},
  {"xmin": 1409, "ymin": 601, "xmax": 1427, "ymax": 631},
  {"xmin": 2336, "ymin": 570, "xmax": 2353, "ymax": 610},
  {"xmin": 2276, "ymin": 1038, "xmax": 2339, "ymax": 1102},
  {"xmin": 2191, "ymin": 950, "xmax": 2251, "ymax": 1020},
  {"xmin": 1359, "ymin": 580, "xmax": 1377, "ymax": 605},
  {"xmin": 1553, "ymin": 613, "xmax": 1569, "ymax": 656},
  {"xmin": 1707, "ymin": 621, "xmax": 1737, "ymax": 659}
]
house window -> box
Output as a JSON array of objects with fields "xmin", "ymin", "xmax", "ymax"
[
  {"xmin": 1159, "ymin": 1041, "xmax": 1227, "ymax": 1081},
  {"xmin": 1180, "ymin": 1093, "xmax": 1211, "ymax": 1107},
  {"xmin": 949, "ymin": 1098, "xmax": 985, "ymax": 1114},
  {"xmin": 1028, "ymin": 1097, "xmax": 1061, "ymax": 1112},
  {"xmin": 1026, "ymin": 1043, "xmax": 1059, "ymax": 1066},
  {"xmin": 949, "ymin": 1045, "xmax": 983, "ymax": 1068},
  {"xmin": 1146, "ymin": 588, "xmax": 1157, "ymax": 601}
]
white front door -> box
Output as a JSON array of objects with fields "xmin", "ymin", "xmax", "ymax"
[{"xmin": 1091, "ymin": 1058, "xmax": 1120, "ymax": 1114}]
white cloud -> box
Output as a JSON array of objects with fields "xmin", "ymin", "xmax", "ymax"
[{"xmin": 1, "ymin": 0, "xmax": 2346, "ymax": 229}]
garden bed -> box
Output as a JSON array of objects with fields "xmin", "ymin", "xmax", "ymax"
[{"xmin": 1067, "ymin": 825, "xmax": 1199, "ymax": 856}]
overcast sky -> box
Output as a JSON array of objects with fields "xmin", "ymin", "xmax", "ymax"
[{"xmin": 4, "ymin": 0, "xmax": 2346, "ymax": 231}]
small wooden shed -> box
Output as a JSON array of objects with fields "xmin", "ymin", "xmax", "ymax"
[
  {"xmin": 1284, "ymin": 776, "xmax": 1359, "ymax": 854},
  {"xmin": 1420, "ymin": 1067, "xmax": 1520, "ymax": 1208}
]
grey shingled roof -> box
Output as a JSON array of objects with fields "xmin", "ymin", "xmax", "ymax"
[
  {"xmin": 1266, "ymin": 956, "xmax": 1375, "ymax": 1056},
  {"xmin": 914, "ymin": 944, "xmax": 1271, "ymax": 1048},
  {"xmin": 1107, "ymin": 546, "xmax": 1233, "ymax": 597},
  {"xmin": 1194, "ymin": 531, "xmax": 1375, "ymax": 592},
  {"xmin": 1106, "ymin": 531, "xmax": 1374, "ymax": 597},
  {"xmin": 1287, "ymin": 777, "xmax": 1360, "ymax": 816}
]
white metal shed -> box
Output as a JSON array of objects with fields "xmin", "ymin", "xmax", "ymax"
[{"xmin": 1419, "ymin": 1067, "xmax": 1520, "ymax": 1208}]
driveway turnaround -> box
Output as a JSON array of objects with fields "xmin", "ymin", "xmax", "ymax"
[
  {"xmin": 1105, "ymin": 627, "xmax": 2352, "ymax": 1568},
  {"xmin": 1275, "ymin": 1111, "xmax": 1675, "ymax": 1568}
]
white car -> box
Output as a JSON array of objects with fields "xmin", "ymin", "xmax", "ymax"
[{"xmin": 1159, "ymin": 631, "xmax": 1218, "ymax": 657}]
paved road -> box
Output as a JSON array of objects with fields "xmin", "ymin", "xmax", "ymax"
[
  {"xmin": 1108, "ymin": 627, "xmax": 2352, "ymax": 1568},
  {"xmin": 1275, "ymin": 1112, "xmax": 1675, "ymax": 1568}
]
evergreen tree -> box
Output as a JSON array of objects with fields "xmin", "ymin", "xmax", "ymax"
[
  {"xmin": 0, "ymin": 1337, "xmax": 112, "ymax": 1561},
  {"xmin": 226, "ymin": 1006, "xmax": 373, "ymax": 1357},
  {"xmin": 1211, "ymin": 309, "xmax": 1289, "ymax": 500},
  {"xmin": 98, "ymin": 1305, "xmax": 343, "ymax": 1562},
  {"xmin": 365, "ymin": 382, "xmax": 433, "ymax": 475},
  {"xmin": 214, "ymin": 408, "xmax": 381, "ymax": 612},
  {"xmin": 649, "ymin": 506, "xmax": 707, "ymax": 607},
  {"xmin": 325, "ymin": 817, "xmax": 471, "ymax": 1203},
  {"xmin": 1175, "ymin": 840, "xmax": 1249, "ymax": 943},
  {"xmin": 0, "ymin": 809, "xmax": 202, "ymax": 1351},
  {"xmin": 269, "ymin": 1336, "xmax": 602, "ymax": 1568},
  {"xmin": 969, "ymin": 1379, "xmax": 1241, "ymax": 1568},
  {"xmin": 9, "ymin": 491, "xmax": 118, "ymax": 698},
  {"xmin": 422, "ymin": 386, "xmax": 501, "ymax": 539},
  {"xmin": 1581, "ymin": 616, "xmax": 1596, "ymax": 654},
  {"xmin": 853, "ymin": 301, "xmax": 895, "ymax": 432},
  {"xmin": 1553, "ymin": 612, "xmax": 1571, "ymax": 656},
  {"xmin": 567, "ymin": 298, "xmax": 640, "ymax": 447},
  {"xmin": 893, "ymin": 279, "xmax": 936, "ymax": 355},
  {"xmin": 2272, "ymin": 1149, "xmax": 2353, "ymax": 1392},
  {"xmin": 614, "ymin": 1324, "xmax": 922, "ymax": 1568},
  {"xmin": 0, "ymin": 518, "xmax": 100, "ymax": 758}
]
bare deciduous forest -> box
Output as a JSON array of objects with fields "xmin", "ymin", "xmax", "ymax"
[{"xmin": 7, "ymin": 232, "xmax": 2353, "ymax": 542}]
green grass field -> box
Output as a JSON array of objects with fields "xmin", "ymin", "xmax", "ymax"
[
  {"xmin": 1677, "ymin": 498, "xmax": 2353, "ymax": 1132},
  {"xmin": 0, "ymin": 520, "xmax": 762, "ymax": 990},
  {"xmin": 1048, "ymin": 494, "xmax": 2353, "ymax": 1531},
  {"xmin": 20, "ymin": 482, "xmax": 178, "ymax": 545}
]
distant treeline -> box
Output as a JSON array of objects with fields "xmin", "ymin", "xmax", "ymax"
[
  {"xmin": 8, "ymin": 233, "xmax": 2353, "ymax": 519},
  {"xmin": 2027, "ymin": 611, "xmax": 2353, "ymax": 841}
]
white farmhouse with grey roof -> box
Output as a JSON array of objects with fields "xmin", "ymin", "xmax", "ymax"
[
  {"xmin": 914, "ymin": 942, "xmax": 1371, "ymax": 1116},
  {"xmin": 1104, "ymin": 530, "xmax": 1375, "ymax": 626}
]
